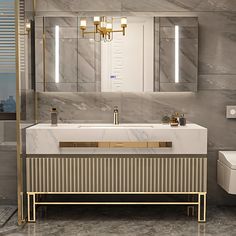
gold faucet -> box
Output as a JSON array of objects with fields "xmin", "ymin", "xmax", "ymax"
[{"xmin": 113, "ymin": 106, "xmax": 119, "ymax": 125}]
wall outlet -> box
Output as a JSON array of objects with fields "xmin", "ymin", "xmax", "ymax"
[{"xmin": 226, "ymin": 106, "xmax": 236, "ymax": 118}]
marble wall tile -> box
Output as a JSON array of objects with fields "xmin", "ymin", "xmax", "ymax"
[
  {"xmin": 35, "ymin": 0, "xmax": 236, "ymax": 13},
  {"xmin": 78, "ymin": 39, "xmax": 99, "ymax": 83},
  {"xmin": 36, "ymin": 83, "xmax": 100, "ymax": 93},
  {"xmin": 78, "ymin": 83, "xmax": 98, "ymax": 92},
  {"xmin": 160, "ymin": 27, "xmax": 198, "ymax": 39},
  {"xmin": 36, "ymin": 0, "xmax": 122, "ymax": 12},
  {"xmin": 198, "ymin": 12, "xmax": 236, "ymax": 75},
  {"xmin": 160, "ymin": 17, "xmax": 198, "ymax": 27},
  {"xmin": 35, "ymin": 17, "xmax": 43, "ymax": 28},
  {"xmin": 194, "ymin": 0, "xmax": 236, "ymax": 12},
  {"xmin": 36, "ymin": 82, "xmax": 78, "ymax": 92},
  {"xmin": 38, "ymin": 92, "xmax": 122, "ymax": 123},
  {"xmin": 35, "ymin": 39, "xmax": 43, "ymax": 83},
  {"xmin": 44, "ymin": 17, "xmax": 78, "ymax": 39},
  {"xmin": 45, "ymin": 27, "xmax": 78, "ymax": 39},
  {"xmin": 20, "ymin": 90, "xmax": 36, "ymax": 122},
  {"xmin": 199, "ymin": 75, "xmax": 236, "ymax": 90},
  {"xmin": 160, "ymin": 38, "xmax": 197, "ymax": 83},
  {"xmin": 45, "ymin": 38, "xmax": 77, "ymax": 83},
  {"xmin": 121, "ymin": 0, "xmax": 236, "ymax": 12},
  {"xmin": 25, "ymin": 0, "xmax": 34, "ymax": 12},
  {"xmin": 44, "ymin": 17, "xmax": 77, "ymax": 27},
  {"xmin": 160, "ymin": 83, "xmax": 197, "ymax": 92},
  {"xmin": 122, "ymin": 0, "xmax": 201, "ymax": 12}
]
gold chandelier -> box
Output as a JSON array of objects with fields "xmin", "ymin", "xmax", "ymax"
[{"xmin": 80, "ymin": 16, "xmax": 127, "ymax": 42}]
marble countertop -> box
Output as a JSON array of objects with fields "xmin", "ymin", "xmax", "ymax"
[
  {"xmin": 27, "ymin": 123, "xmax": 206, "ymax": 130},
  {"xmin": 26, "ymin": 123, "xmax": 207, "ymax": 155}
]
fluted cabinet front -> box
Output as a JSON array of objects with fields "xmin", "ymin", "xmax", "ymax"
[{"xmin": 26, "ymin": 155, "xmax": 207, "ymax": 193}]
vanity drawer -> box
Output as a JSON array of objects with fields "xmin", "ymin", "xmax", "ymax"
[{"xmin": 26, "ymin": 155, "xmax": 207, "ymax": 193}]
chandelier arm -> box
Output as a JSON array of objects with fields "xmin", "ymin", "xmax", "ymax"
[{"xmin": 80, "ymin": 16, "xmax": 127, "ymax": 42}]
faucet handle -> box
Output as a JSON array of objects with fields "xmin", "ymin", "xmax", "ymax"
[{"xmin": 114, "ymin": 105, "xmax": 118, "ymax": 111}]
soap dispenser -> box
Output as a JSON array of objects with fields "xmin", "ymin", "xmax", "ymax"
[
  {"xmin": 51, "ymin": 107, "xmax": 58, "ymax": 126},
  {"xmin": 113, "ymin": 106, "xmax": 119, "ymax": 125}
]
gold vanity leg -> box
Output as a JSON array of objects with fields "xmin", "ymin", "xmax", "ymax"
[
  {"xmin": 27, "ymin": 193, "xmax": 36, "ymax": 222},
  {"xmin": 198, "ymin": 193, "xmax": 206, "ymax": 223}
]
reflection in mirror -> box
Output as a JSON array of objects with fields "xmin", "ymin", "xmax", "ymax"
[
  {"xmin": 35, "ymin": 16, "xmax": 198, "ymax": 93},
  {"xmin": 101, "ymin": 17, "xmax": 153, "ymax": 92},
  {"xmin": 157, "ymin": 17, "xmax": 198, "ymax": 92}
]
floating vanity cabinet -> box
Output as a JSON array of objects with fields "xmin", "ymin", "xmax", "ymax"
[{"xmin": 26, "ymin": 123, "xmax": 207, "ymax": 222}]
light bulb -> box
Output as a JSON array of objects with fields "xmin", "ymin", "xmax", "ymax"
[
  {"xmin": 80, "ymin": 19, "xmax": 86, "ymax": 29},
  {"xmin": 100, "ymin": 21, "xmax": 107, "ymax": 29},
  {"xmin": 25, "ymin": 20, "xmax": 31, "ymax": 31},
  {"xmin": 106, "ymin": 23, "xmax": 112, "ymax": 32},
  {"xmin": 121, "ymin": 17, "xmax": 127, "ymax": 27},
  {"xmin": 94, "ymin": 16, "xmax": 100, "ymax": 24}
]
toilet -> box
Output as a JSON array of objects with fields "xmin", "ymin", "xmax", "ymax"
[{"xmin": 217, "ymin": 151, "xmax": 236, "ymax": 194}]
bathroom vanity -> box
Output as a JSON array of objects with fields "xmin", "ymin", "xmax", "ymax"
[{"xmin": 26, "ymin": 123, "xmax": 207, "ymax": 222}]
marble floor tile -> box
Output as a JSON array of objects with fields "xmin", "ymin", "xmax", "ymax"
[{"xmin": 1, "ymin": 205, "xmax": 236, "ymax": 236}]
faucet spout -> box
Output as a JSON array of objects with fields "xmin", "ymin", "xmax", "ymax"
[{"xmin": 113, "ymin": 106, "xmax": 119, "ymax": 125}]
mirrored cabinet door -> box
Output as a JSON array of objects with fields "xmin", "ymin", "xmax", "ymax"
[
  {"xmin": 77, "ymin": 18, "xmax": 101, "ymax": 92},
  {"xmin": 36, "ymin": 17, "xmax": 78, "ymax": 92},
  {"xmin": 35, "ymin": 16, "xmax": 198, "ymax": 93},
  {"xmin": 157, "ymin": 17, "xmax": 198, "ymax": 92}
]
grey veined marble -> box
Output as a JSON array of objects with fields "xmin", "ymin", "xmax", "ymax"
[
  {"xmin": 1, "ymin": 206, "xmax": 236, "ymax": 236},
  {"xmin": 35, "ymin": 0, "xmax": 236, "ymax": 13},
  {"xmin": 159, "ymin": 17, "xmax": 198, "ymax": 92},
  {"xmin": 37, "ymin": 90, "xmax": 236, "ymax": 151},
  {"xmin": 35, "ymin": 16, "xmax": 101, "ymax": 92}
]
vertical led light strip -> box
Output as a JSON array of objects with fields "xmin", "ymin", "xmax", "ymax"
[
  {"xmin": 175, "ymin": 25, "xmax": 179, "ymax": 83},
  {"xmin": 55, "ymin": 25, "xmax": 60, "ymax": 83}
]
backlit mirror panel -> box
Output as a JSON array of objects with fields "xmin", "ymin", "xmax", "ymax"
[{"xmin": 35, "ymin": 16, "xmax": 198, "ymax": 92}]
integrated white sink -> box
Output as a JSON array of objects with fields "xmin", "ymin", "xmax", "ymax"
[
  {"xmin": 77, "ymin": 124, "xmax": 154, "ymax": 129},
  {"xmin": 26, "ymin": 123, "xmax": 207, "ymax": 155}
]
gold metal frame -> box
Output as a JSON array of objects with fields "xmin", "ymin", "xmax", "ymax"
[
  {"xmin": 16, "ymin": 0, "xmax": 37, "ymax": 225},
  {"xmin": 27, "ymin": 192, "xmax": 206, "ymax": 223},
  {"xmin": 59, "ymin": 141, "xmax": 172, "ymax": 148},
  {"xmin": 15, "ymin": 0, "xmax": 23, "ymax": 225},
  {"xmin": 80, "ymin": 16, "xmax": 127, "ymax": 41},
  {"xmin": 42, "ymin": 16, "xmax": 46, "ymax": 92}
]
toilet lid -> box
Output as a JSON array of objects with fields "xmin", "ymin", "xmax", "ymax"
[{"xmin": 219, "ymin": 151, "xmax": 236, "ymax": 170}]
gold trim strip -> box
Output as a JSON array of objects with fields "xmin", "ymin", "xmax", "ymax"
[
  {"xmin": 42, "ymin": 16, "xmax": 46, "ymax": 92},
  {"xmin": 27, "ymin": 192, "xmax": 207, "ymax": 194},
  {"xmin": 59, "ymin": 141, "xmax": 172, "ymax": 148},
  {"xmin": 35, "ymin": 202, "xmax": 199, "ymax": 205}
]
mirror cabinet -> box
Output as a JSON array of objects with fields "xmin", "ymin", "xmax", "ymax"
[{"xmin": 35, "ymin": 16, "xmax": 198, "ymax": 92}]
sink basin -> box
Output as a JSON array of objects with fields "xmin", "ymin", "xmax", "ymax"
[
  {"xmin": 77, "ymin": 124, "xmax": 154, "ymax": 129},
  {"xmin": 28, "ymin": 123, "xmax": 156, "ymax": 129}
]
